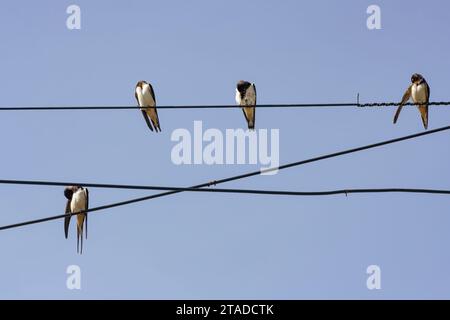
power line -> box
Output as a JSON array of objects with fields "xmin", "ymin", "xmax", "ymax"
[
  {"xmin": 0, "ymin": 101, "xmax": 449, "ymax": 111},
  {"xmin": 0, "ymin": 179, "xmax": 449, "ymax": 196},
  {"xmin": 1, "ymin": 124, "xmax": 449, "ymax": 231}
]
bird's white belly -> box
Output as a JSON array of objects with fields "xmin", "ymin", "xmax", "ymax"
[
  {"xmin": 71, "ymin": 190, "xmax": 87, "ymax": 212},
  {"xmin": 136, "ymin": 88, "xmax": 146, "ymax": 107},
  {"xmin": 412, "ymin": 84, "xmax": 427, "ymax": 104},
  {"xmin": 235, "ymin": 89, "xmax": 241, "ymax": 105},
  {"xmin": 142, "ymin": 85, "xmax": 156, "ymax": 106}
]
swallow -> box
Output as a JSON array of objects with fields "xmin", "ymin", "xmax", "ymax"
[
  {"xmin": 64, "ymin": 186, "xmax": 89, "ymax": 254},
  {"xmin": 135, "ymin": 80, "xmax": 161, "ymax": 132},
  {"xmin": 235, "ymin": 80, "xmax": 257, "ymax": 130},
  {"xmin": 393, "ymin": 73, "xmax": 430, "ymax": 130}
]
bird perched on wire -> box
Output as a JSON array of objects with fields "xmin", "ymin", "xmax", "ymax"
[
  {"xmin": 64, "ymin": 186, "xmax": 89, "ymax": 254},
  {"xmin": 393, "ymin": 73, "xmax": 430, "ymax": 130},
  {"xmin": 135, "ymin": 80, "xmax": 161, "ymax": 132},
  {"xmin": 235, "ymin": 80, "xmax": 257, "ymax": 130}
]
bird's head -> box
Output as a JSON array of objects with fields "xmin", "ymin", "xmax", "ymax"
[
  {"xmin": 237, "ymin": 80, "xmax": 251, "ymax": 94},
  {"xmin": 136, "ymin": 80, "xmax": 147, "ymax": 89},
  {"xmin": 64, "ymin": 186, "xmax": 77, "ymax": 199},
  {"xmin": 411, "ymin": 73, "xmax": 424, "ymax": 84}
]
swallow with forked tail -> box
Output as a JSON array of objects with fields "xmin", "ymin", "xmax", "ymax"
[
  {"xmin": 235, "ymin": 80, "xmax": 257, "ymax": 130},
  {"xmin": 135, "ymin": 80, "xmax": 161, "ymax": 132},
  {"xmin": 393, "ymin": 73, "xmax": 430, "ymax": 130},
  {"xmin": 64, "ymin": 186, "xmax": 89, "ymax": 254}
]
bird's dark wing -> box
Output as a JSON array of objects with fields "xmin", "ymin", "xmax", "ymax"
[
  {"xmin": 64, "ymin": 199, "xmax": 71, "ymax": 239},
  {"xmin": 141, "ymin": 110, "xmax": 154, "ymax": 132},
  {"xmin": 253, "ymin": 84, "xmax": 257, "ymax": 128},
  {"xmin": 146, "ymin": 83, "xmax": 160, "ymax": 131},
  {"xmin": 418, "ymin": 105, "xmax": 428, "ymax": 130},
  {"xmin": 393, "ymin": 84, "xmax": 412, "ymax": 124},
  {"xmin": 148, "ymin": 83, "xmax": 157, "ymax": 105},
  {"xmin": 85, "ymin": 188, "xmax": 89, "ymax": 239},
  {"xmin": 418, "ymin": 82, "xmax": 430, "ymax": 130},
  {"xmin": 152, "ymin": 107, "xmax": 161, "ymax": 132},
  {"xmin": 242, "ymin": 108, "xmax": 250, "ymax": 127}
]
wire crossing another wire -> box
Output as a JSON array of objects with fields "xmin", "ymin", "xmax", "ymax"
[
  {"xmin": 0, "ymin": 179, "xmax": 449, "ymax": 196},
  {"xmin": 0, "ymin": 124, "xmax": 449, "ymax": 232}
]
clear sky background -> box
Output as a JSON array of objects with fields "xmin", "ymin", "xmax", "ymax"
[{"xmin": 1, "ymin": 0, "xmax": 450, "ymax": 299}]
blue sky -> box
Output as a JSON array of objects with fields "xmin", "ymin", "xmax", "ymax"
[{"xmin": 1, "ymin": 0, "xmax": 450, "ymax": 299}]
